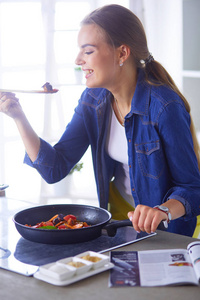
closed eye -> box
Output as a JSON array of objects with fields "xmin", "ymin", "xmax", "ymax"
[{"xmin": 85, "ymin": 51, "xmax": 94, "ymax": 55}]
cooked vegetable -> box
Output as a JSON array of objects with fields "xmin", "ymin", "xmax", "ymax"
[
  {"xmin": 39, "ymin": 226, "xmax": 57, "ymax": 230},
  {"xmin": 25, "ymin": 214, "xmax": 90, "ymax": 230},
  {"xmin": 42, "ymin": 82, "xmax": 59, "ymax": 93},
  {"xmin": 42, "ymin": 82, "xmax": 53, "ymax": 91}
]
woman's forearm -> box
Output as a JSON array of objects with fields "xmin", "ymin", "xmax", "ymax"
[
  {"xmin": 14, "ymin": 112, "xmax": 40, "ymax": 162},
  {"xmin": 161, "ymin": 198, "xmax": 186, "ymax": 220}
]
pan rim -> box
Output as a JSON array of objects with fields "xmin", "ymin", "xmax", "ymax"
[{"xmin": 13, "ymin": 203, "xmax": 112, "ymax": 232}]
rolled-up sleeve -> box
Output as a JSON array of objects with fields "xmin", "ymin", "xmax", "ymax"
[
  {"xmin": 24, "ymin": 138, "xmax": 57, "ymax": 183},
  {"xmin": 23, "ymin": 95, "xmax": 91, "ymax": 184}
]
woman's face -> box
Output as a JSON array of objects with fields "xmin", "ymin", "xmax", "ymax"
[{"xmin": 75, "ymin": 24, "xmax": 118, "ymax": 89}]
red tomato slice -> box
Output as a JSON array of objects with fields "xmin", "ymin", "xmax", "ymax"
[
  {"xmin": 58, "ymin": 225, "xmax": 66, "ymax": 229},
  {"xmin": 45, "ymin": 221, "xmax": 54, "ymax": 227},
  {"xmin": 63, "ymin": 214, "xmax": 77, "ymax": 222}
]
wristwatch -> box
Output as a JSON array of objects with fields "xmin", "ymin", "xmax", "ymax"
[{"xmin": 154, "ymin": 205, "xmax": 172, "ymax": 224}]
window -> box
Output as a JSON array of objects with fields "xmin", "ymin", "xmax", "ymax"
[{"xmin": 0, "ymin": 0, "xmax": 129, "ymax": 203}]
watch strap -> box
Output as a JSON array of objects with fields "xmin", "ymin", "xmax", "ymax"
[{"xmin": 154, "ymin": 206, "xmax": 171, "ymax": 223}]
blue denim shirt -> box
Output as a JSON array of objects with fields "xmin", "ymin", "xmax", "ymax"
[{"xmin": 24, "ymin": 70, "xmax": 200, "ymax": 236}]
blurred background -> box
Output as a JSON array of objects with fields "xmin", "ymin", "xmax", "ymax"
[{"xmin": 0, "ymin": 0, "xmax": 199, "ymax": 205}]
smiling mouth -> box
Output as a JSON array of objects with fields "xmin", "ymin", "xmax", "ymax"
[{"xmin": 84, "ymin": 69, "xmax": 93, "ymax": 77}]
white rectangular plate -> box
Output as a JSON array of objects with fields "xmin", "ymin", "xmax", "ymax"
[{"xmin": 34, "ymin": 262, "xmax": 114, "ymax": 286}]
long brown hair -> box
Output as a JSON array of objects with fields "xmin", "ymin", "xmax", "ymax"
[{"xmin": 81, "ymin": 4, "xmax": 200, "ymax": 169}]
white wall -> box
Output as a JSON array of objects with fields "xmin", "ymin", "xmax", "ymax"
[{"xmin": 143, "ymin": 0, "xmax": 183, "ymax": 90}]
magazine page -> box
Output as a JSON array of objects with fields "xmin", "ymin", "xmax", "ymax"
[
  {"xmin": 187, "ymin": 241, "xmax": 200, "ymax": 281},
  {"xmin": 138, "ymin": 249, "xmax": 198, "ymax": 286},
  {"xmin": 109, "ymin": 251, "xmax": 140, "ymax": 287}
]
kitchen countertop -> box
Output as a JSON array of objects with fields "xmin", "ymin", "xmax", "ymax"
[{"xmin": 0, "ymin": 197, "xmax": 199, "ymax": 299}]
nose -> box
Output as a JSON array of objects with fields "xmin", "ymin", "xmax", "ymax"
[{"xmin": 75, "ymin": 52, "xmax": 85, "ymax": 66}]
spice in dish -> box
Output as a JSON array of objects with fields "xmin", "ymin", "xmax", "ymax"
[
  {"xmin": 81, "ymin": 255, "xmax": 102, "ymax": 263},
  {"xmin": 67, "ymin": 261, "xmax": 86, "ymax": 268}
]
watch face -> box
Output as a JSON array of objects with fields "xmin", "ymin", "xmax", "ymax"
[{"xmin": 158, "ymin": 206, "xmax": 169, "ymax": 212}]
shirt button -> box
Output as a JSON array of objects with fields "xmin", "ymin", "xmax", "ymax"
[
  {"xmin": 132, "ymin": 188, "xmax": 135, "ymax": 192},
  {"xmin": 129, "ymin": 139, "xmax": 131, "ymax": 143},
  {"xmin": 129, "ymin": 165, "xmax": 131, "ymax": 168}
]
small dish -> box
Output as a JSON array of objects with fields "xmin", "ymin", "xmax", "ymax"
[
  {"xmin": 39, "ymin": 262, "xmax": 75, "ymax": 281},
  {"xmin": 57, "ymin": 257, "xmax": 92, "ymax": 275},
  {"xmin": 76, "ymin": 251, "xmax": 109, "ymax": 269}
]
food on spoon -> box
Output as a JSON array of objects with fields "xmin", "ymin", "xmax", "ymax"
[
  {"xmin": 42, "ymin": 82, "xmax": 52, "ymax": 91},
  {"xmin": 42, "ymin": 82, "xmax": 59, "ymax": 93},
  {"xmin": 25, "ymin": 213, "xmax": 90, "ymax": 230}
]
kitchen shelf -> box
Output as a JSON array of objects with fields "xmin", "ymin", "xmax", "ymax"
[{"xmin": 182, "ymin": 71, "xmax": 200, "ymax": 78}]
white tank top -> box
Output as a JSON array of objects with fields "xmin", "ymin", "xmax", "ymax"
[{"xmin": 106, "ymin": 107, "xmax": 135, "ymax": 207}]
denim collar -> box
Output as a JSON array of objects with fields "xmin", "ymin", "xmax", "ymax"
[
  {"xmin": 87, "ymin": 69, "xmax": 150, "ymax": 116},
  {"xmin": 130, "ymin": 69, "xmax": 150, "ymax": 116}
]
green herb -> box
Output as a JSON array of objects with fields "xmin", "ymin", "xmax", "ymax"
[
  {"xmin": 69, "ymin": 162, "xmax": 83, "ymax": 174},
  {"xmin": 39, "ymin": 226, "xmax": 58, "ymax": 230},
  {"xmin": 74, "ymin": 67, "xmax": 82, "ymax": 71}
]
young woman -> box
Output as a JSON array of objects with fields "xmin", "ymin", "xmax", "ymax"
[{"xmin": 1, "ymin": 4, "xmax": 200, "ymax": 237}]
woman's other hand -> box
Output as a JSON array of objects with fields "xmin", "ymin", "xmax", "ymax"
[{"xmin": 127, "ymin": 204, "xmax": 169, "ymax": 234}]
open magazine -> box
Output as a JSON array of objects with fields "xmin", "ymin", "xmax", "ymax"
[{"xmin": 109, "ymin": 241, "xmax": 200, "ymax": 287}]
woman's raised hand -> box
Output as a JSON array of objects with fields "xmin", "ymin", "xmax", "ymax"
[
  {"xmin": 0, "ymin": 92, "xmax": 23, "ymax": 119},
  {"xmin": 0, "ymin": 91, "xmax": 40, "ymax": 162}
]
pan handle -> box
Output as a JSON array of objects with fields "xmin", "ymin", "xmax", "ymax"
[
  {"xmin": 105, "ymin": 219, "xmax": 132, "ymax": 237},
  {"xmin": 105, "ymin": 219, "xmax": 167, "ymax": 237}
]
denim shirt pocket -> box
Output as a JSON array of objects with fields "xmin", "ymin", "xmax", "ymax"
[{"xmin": 135, "ymin": 140, "xmax": 164, "ymax": 179}]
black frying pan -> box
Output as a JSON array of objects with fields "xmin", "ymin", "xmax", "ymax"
[{"xmin": 13, "ymin": 204, "xmax": 132, "ymax": 244}]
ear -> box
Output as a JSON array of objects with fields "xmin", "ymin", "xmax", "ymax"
[{"xmin": 117, "ymin": 44, "xmax": 131, "ymax": 65}]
